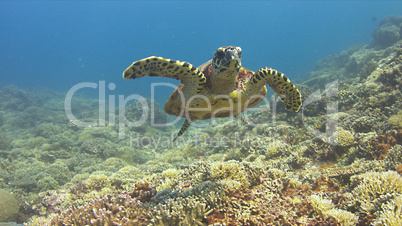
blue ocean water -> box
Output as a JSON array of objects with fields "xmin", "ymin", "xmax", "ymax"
[{"xmin": 1, "ymin": 1, "xmax": 401, "ymax": 105}]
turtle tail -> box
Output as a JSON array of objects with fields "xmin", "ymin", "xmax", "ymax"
[{"xmin": 247, "ymin": 67, "xmax": 302, "ymax": 112}]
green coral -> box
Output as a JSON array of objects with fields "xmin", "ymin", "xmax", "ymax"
[
  {"xmin": 0, "ymin": 131, "xmax": 11, "ymax": 150},
  {"xmin": 79, "ymin": 138, "xmax": 117, "ymax": 158},
  {"xmin": 372, "ymin": 16, "xmax": 402, "ymax": 47},
  {"xmin": 35, "ymin": 123, "xmax": 63, "ymax": 138},
  {"xmin": 84, "ymin": 172, "xmax": 112, "ymax": 191},
  {"xmin": 37, "ymin": 176, "xmax": 59, "ymax": 191},
  {"xmin": 0, "ymin": 189, "xmax": 19, "ymax": 222},
  {"xmin": 0, "ymin": 85, "xmax": 30, "ymax": 111}
]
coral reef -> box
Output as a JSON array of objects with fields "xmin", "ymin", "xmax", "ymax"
[
  {"xmin": 372, "ymin": 194, "xmax": 402, "ymax": 225},
  {"xmin": 0, "ymin": 189, "xmax": 19, "ymax": 222},
  {"xmin": 48, "ymin": 194, "xmax": 152, "ymax": 225},
  {"xmin": 0, "ymin": 85, "xmax": 30, "ymax": 111},
  {"xmin": 308, "ymin": 195, "xmax": 358, "ymax": 226},
  {"xmin": 334, "ymin": 128, "xmax": 355, "ymax": 146},
  {"xmin": 385, "ymin": 144, "xmax": 402, "ymax": 170},
  {"xmin": 345, "ymin": 171, "xmax": 402, "ymax": 215},
  {"xmin": 372, "ymin": 16, "xmax": 402, "ymax": 47},
  {"xmin": 2, "ymin": 15, "xmax": 402, "ymax": 225}
]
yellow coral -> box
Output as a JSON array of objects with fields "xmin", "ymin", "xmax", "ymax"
[
  {"xmin": 373, "ymin": 195, "xmax": 402, "ymax": 226},
  {"xmin": 350, "ymin": 171, "xmax": 402, "ymax": 213},
  {"xmin": 85, "ymin": 173, "xmax": 111, "ymax": 191},
  {"xmin": 265, "ymin": 140, "xmax": 289, "ymax": 158},
  {"xmin": 308, "ymin": 195, "xmax": 334, "ymax": 214},
  {"xmin": 156, "ymin": 178, "xmax": 176, "ymax": 191},
  {"xmin": 210, "ymin": 160, "xmax": 250, "ymax": 189},
  {"xmin": 336, "ymin": 128, "xmax": 354, "ymax": 146},
  {"xmin": 388, "ymin": 110, "xmax": 402, "ymax": 128},
  {"xmin": 309, "ymin": 195, "xmax": 358, "ymax": 226},
  {"xmin": 326, "ymin": 209, "xmax": 359, "ymax": 226},
  {"xmin": 161, "ymin": 168, "xmax": 182, "ymax": 179}
]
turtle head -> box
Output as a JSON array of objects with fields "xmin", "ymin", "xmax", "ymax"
[{"xmin": 212, "ymin": 46, "xmax": 242, "ymax": 79}]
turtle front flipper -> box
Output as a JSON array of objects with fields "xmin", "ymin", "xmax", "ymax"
[
  {"xmin": 123, "ymin": 57, "xmax": 207, "ymax": 95},
  {"xmin": 246, "ymin": 67, "xmax": 302, "ymax": 112},
  {"xmin": 173, "ymin": 119, "xmax": 192, "ymax": 142}
]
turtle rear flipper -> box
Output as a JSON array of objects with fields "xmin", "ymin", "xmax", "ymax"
[
  {"xmin": 234, "ymin": 114, "xmax": 249, "ymax": 124},
  {"xmin": 246, "ymin": 67, "xmax": 302, "ymax": 112},
  {"xmin": 173, "ymin": 119, "xmax": 192, "ymax": 142},
  {"xmin": 123, "ymin": 56, "xmax": 207, "ymax": 95}
]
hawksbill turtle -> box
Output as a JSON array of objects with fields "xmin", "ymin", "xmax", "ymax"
[{"xmin": 123, "ymin": 46, "xmax": 302, "ymax": 141}]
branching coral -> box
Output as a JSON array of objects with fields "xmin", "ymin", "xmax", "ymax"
[
  {"xmin": 210, "ymin": 160, "xmax": 251, "ymax": 190},
  {"xmin": 48, "ymin": 194, "xmax": 152, "ymax": 225},
  {"xmin": 334, "ymin": 128, "xmax": 355, "ymax": 147},
  {"xmin": 347, "ymin": 171, "xmax": 402, "ymax": 214},
  {"xmin": 308, "ymin": 195, "xmax": 358, "ymax": 226},
  {"xmin": 372, "ymin": 194, "xmax": 402, "ymax": 225},
  {"xmin": 152, "ymin": 196, "xmax": 211, "ymax": 226},
  {"xmin": 388, "ymin": 111, "xmax": 402, "ymax": 129},
  {"xmin": 385, "ymin": 144, "xmax": 402, "ymax": 170}
]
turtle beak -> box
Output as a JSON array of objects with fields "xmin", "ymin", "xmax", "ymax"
[
  {"xmin": 225, "ymin": 55, "xmax": 240, "ymax": 70},
  {"xmin": 222, "ymin": 48, "xmax": 241, "ymax": 70}
]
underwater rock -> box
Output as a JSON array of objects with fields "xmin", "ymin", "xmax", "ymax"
[
  {"xmin": 0, "ymin": 189, "xmax": 19, "ymax": 222},
  {"xmin": 372, "ymin": 16, "xmax": 402, "ymax": 47}
]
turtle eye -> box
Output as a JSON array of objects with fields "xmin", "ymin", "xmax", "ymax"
[{"xmin": 215, "ymin": 50, "xmax": 225, "ymax": 60}]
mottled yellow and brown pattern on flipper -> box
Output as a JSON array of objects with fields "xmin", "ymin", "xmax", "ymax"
[
  {"xmin": 245, "ymin": 67, "xmax": 302, "ymax": 112},
  {"xmin": 173, "ymin": 119, "xmax": 191, "ymax": 142},
  {"xmin": 123, "ymin": 47, "xmax": 302, "ymax": 141},
  {"xmin": 123, "ymin": 56, "xmax": 207, "ymax": 95}
]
